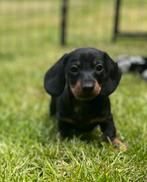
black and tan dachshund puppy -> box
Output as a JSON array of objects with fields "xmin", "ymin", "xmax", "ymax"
[{"xmin": 44, "ymin": 48, "xmax": 127, "ymax": 150}]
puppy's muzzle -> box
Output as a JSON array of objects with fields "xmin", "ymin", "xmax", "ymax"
[
  {"xmin": 82, "ymin": 81, "xmax": 94, "ymax": 93},
  {"xmin": 70, "ymin": 80, "xmax": 101, "ymax": 100}
]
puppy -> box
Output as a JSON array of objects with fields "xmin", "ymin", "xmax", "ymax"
[
  {"xmin": 44, "ymin": 48, "xmax": 126, "ymax": 149},
  {"xmin": 117, "ymin": 55, "xmax": 147, "ymax": 81}
]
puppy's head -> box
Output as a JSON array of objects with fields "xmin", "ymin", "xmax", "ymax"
[{"xmin": 44, "ymin": 48, "xmax": 121, "ymax": 100}]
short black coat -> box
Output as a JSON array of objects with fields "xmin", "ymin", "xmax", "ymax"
[{"xmin": 44, "ymin": 48, "xmax": 121, "ymax": 140}]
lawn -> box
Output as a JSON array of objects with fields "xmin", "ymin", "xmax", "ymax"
[{"xmin": 0, "ymin": 0, "xmax": 147, "ymax": 181}]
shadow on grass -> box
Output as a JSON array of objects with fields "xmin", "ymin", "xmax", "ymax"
[{"xmin": 39, "ymin": 113, "xmax": 103, "ymax": 148}]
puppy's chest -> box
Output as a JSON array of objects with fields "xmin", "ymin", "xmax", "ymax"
[
  {"xmin": 74, "ymin": 104, "xmax": 93, "ymax": 116},
  {"xmin": 72, "ymin": 103, "xmax": 103, "ymax": 123}
]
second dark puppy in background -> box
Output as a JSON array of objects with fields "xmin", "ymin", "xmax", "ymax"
[
  {"xmin": 117, "ymin": 55, "xmax": 147, "ymax": 81},
  {"xmin": 44, "ymin": 48, "xmax": 127, "ymax": 150}
]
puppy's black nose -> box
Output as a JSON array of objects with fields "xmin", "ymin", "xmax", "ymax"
[{"xmin": 82, "ymin": 82, "xmax": 94, "ymax": 92}]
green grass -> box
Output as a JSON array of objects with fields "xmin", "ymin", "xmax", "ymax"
[{"xmin": 0, "ymin": 0, "xmax": 147, "ymax": 181}]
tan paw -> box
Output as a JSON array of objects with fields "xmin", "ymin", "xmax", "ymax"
[{"xmin": 112, "ymin": 138, "xmax": 128, "ymax": 151}]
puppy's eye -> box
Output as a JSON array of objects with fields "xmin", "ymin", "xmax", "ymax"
[
  {"xmin": 95, "ymin": 64, "xmax": 103, "ymax": 73},
  {"xmin": 70, "ymin": 65, "xmax": 79, "ymax": 74}
]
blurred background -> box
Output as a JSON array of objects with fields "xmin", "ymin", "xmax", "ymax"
[{"xmin": 0, "ymin": 0, "xmax": 147, "ymax": 58}]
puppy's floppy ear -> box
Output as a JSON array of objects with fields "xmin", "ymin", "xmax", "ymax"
[
  {"xmin": 44, "ymin": 53, "xmax": 69, "ymax": 96},
  {"xmin": 101, "ymin": 52, "xmax": 121, "ymax": 95}
]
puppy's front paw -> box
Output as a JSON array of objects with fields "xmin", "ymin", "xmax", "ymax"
[{"xmin": 112, "ymin": 138, "xmax": 128, "ymax": 151}]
